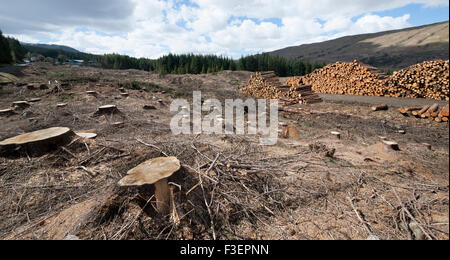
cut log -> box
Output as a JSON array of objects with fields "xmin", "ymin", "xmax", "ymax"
[
  {"xmin": 120, "ymin": 93, "xmax": 129, "ymax": 97},
  {"xmin": 412, "ymin": 105, "xmax": 430, "ymax": 117},
  {"xmin": 399, "ymin": 107, "xmax": 422, "ymax": 115},
  {"xmin": 0, "ymin": 127, "xmax": 75, "ymax": 156},
  {"xmin": 56, "ymin": 103, "xmax": 68, "ymax": 108},
  {"xmin": 372, "ymin": 104, "xmax": 388, "ymax": 111},
  {"xmin": 86, "ymin": 91, "xmax": 98, "ymax": 96},
  {"xmin": 428, "ymin": 104, "xmax": 440, "ymax": 114}
]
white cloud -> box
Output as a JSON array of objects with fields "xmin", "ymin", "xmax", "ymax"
[{"xmin": 1, "ymin": 0, "xmax": 448, "ymax": 58}]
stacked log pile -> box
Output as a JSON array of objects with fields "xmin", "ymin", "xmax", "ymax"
[
  {"xmin": 290, "ymin": 60, "xmax": 388, "ymax": 96},
  {"xmin": 386, "ymin": 60, "xmax": 449, "ymax": 101},
  {"xmin": 400, "ymin": 103, "xmax": 449, "ymax": 123},
  {"xmin": 242, "ymin": 71, "xmax": 323, "ymax": 104},
  {"xmin": 286, "ymin": 60, "xmax": 449, "ymax": 101}
]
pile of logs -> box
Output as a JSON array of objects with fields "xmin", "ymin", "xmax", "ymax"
[
  {"xmin": 242, "ymin": 71, "xmax": 323, "ymax": 104},
  {"xmin": 386, "ymin": 60, "xmax": 449, "ymax": 101},
  {"xmin": 399, "ymin": 103, "xmax": 449, "ymax": 123},
  {"xmin": 286, "ymin": 60, "xmax": 449, "ymax": 101},
  {"xmin": 292, "ymin": 60, "xmax": 388, "ymax": 96}
]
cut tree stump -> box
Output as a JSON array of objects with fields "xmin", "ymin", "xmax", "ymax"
[
  {"xmin": 382, "ymin": 140, "xmax": 400, "ymax": 151},
  {"xmin": 118, "ymin": 157, "xmax": 181, "ymax": 215},
  {"xmin": 331, "ymin": 131, "xmax": 341, "ymax": 139},
  {"xmin": 93, "ymin": 105, "xmax": 121, "ymax": 117},
  {"xmin": 0, "ymin": 127, "xmax": 75, "ymax": 156},
  {"xmin": 12, "ymin": 101, "xmax": 31, "ymax": 110},
  {"xmin": 0, "ymin": 109, "xmax": 16, "ymax": 117},
  {"xmin": 28, "ymin": 98, "xmax": 41, "ymax": 103},
  {"xmin": 86, "ymin": 91, "xmax": 98, "ymax": 96}
]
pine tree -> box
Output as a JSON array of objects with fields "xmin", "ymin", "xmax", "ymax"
[{"xmin": 0, "ymin": 31, "xmax": 13, "ymax": 64}]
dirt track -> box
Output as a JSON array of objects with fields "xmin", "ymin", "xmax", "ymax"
[{"xmin": 319, "ymin": 94, "xmax": 449, "ymax": 107}]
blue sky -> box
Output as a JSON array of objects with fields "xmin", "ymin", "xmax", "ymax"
[
  {"xmin": 374, "ymin": 3, "xmax": 449, "ymax": 26},
  {"xmin": 1, "ymin": 0, "xmax": 448, "ymax": 59}
]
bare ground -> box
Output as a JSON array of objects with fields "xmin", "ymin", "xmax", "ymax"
[{"xmin": 0, "ymin": 63, "xmax": 448, "ymax": 240}]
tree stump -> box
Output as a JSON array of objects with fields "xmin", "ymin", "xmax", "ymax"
[
  {"xmin": 0, "ymin": 127, "xmax": 75, "ymax": 157},
  {"xmin": 118, "ymin": 157, "xmax": 181, "ymax": 215},
  {"xmin": 12, "ymin": 101, "xmax": 31, "ymax": 110},
  {"xmin": 331, "ymin": 131, "xmax": 341, "ymax": 139},
  {"xmin": 86, "ymin": 91, "xmax": 98, "ymax": 96},
  {"xmin": 28, "ymin": 98, "xmax": 41, "ymax": 103},
  {"xmin": 93, "ymin": 105, "xmax": 121, "ymax": 117},
  {"xmin": 0, "ymin": 109, "xmax": 16, "ymax": 117}
]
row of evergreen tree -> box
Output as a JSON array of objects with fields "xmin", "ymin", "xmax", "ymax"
[
  {"xmin": 95, "ymin": 53, "xmax": 324, "ymax": 77},
  {"xmin": 1, "ymin": 29, "xmax": 325, "ymax": 76},
  {"xmin": 0, "ymin": 31, "xmax": 27, "ymax": 65},
  {"xmin": 237, "ymin": 53, "xmax": 326, "ymax": 77}
]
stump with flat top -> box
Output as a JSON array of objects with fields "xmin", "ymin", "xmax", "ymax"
[
  {"xmin": 118, "ymin": 157, "xmax": 181, "ymax": 215},
  {"xmin": 0, "ymin": 108, "xmax": 16, "ymax": 117},
  {"xmin": 93, "ymin": 105, "xmax": 121, "ymax": 117},
  {"xmin": 0, "ymin": 127, "xmax": 75, "ymax": 156},
  {"xmin": 86, "ymin": 91, "xmax": 98, "ymax": 96},
  {"xmin": 12, "ymin": 101, "xmax": 31, "ymax": 110},
  {"xmin": 331, "ymin": 131, "xmax": 341, "ymax": 139}
]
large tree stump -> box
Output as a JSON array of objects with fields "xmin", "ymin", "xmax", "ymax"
[
  {"xmin": 118, "ymin": 157, "xmax": 181, "ymax": 216},
  {"xmin": 0, "ymin": 127, "xmax": 76, "ymax": 157}
]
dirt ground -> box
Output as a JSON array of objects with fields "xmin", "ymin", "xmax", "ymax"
[{"xmin": 0, "ymin": 63, "xmax": 448, "ymax": 240}]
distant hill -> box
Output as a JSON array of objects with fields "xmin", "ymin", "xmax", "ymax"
[
  {"xmin": 270, "ymin": 21, "xmax": 449, "ymax": 69},
  {"xmin": 22, "ymin": 43, "xmax": 80, "ymax": 53}
]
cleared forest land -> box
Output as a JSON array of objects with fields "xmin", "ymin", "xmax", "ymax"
[{"xmin": 0, "ymin": 63, "xmax": 448, "ymax": 240}]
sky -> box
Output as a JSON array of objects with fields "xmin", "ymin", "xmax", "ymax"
[{"xmin": 0, "ymin": 0, "xmax": 448, "ymax": 59}]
